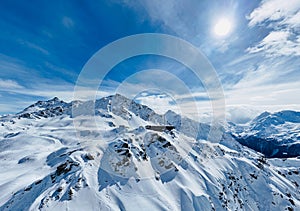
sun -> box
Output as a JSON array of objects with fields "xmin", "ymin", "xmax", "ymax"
[{"xmin": 214, "ymin": 18, "xmax": 232, "ymax": 37}]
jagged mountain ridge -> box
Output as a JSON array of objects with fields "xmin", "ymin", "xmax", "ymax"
[
  {"xmin": 0, "ymin": 95, "xmax": 300, "ymax": 210},
  {"xmin": 14, "ymin": 94, "xmax": 300, "ymax": 158},
  {"xmin": 14, "ymin": 94, "xmax": 211, "ymax": 141}
]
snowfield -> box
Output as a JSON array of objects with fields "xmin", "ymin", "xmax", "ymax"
[{"xmin": 0, "ymin": 94, "xmax": 299, "ymax": 210}]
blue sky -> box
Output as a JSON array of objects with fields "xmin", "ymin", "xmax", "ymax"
[{"xmin": 0, "ymin": 0, "xmax": 300, "ymax": 116}]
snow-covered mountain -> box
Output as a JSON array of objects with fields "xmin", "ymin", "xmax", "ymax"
[
  {"xmin": 0, "ymin": 94, "xmax": 300, "ymax": 210},
  {"xmin": 231, "ymin": 110, "xmax": 300, "ymax": 158}
]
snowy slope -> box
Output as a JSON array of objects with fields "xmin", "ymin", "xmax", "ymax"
[{"xmin": 0, "ymin": 95, "xmax": 300, "ymax": 211}]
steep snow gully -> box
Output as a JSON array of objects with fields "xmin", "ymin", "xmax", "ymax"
[{"xmin": 0, "ymin": 94, "xmax": 299, "ymax": 210}]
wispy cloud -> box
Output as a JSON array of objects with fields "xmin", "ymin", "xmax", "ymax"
[
  {"xmin": 17, "ymin": 39, "xmax": 49, "ymax": 55},
  {"xmin": 247, "ymin": 0, "xmax": 300, "ymax": 57},
  {"xmin": 0, "ymin": 54, "xmax": 85, "ymax": 113},
  {"xmin": 1, "ymin": 83, "xmax": 110, "ymax": 103},
  {"xmin": 247, "ymin": 0, "xmax": 300, "ymax": 27},
  {"xmin": 0, "ymin": 102, "xmax": 32, "ymax": 115},
  {"xmin": 123, "ymin": 0, "xmax": 237, "ymax": 45},
  {"xmin": 247, "ymin": 30, "xmax": 300, "ymax": 57},
  {"xmin": 0, "ymin": 79, "xmax": 24, "ymax": 89},
  {"xmin": 0, "ymin": 53, "xmax": 77, "ymax": 92},
  {"xmin": 115, "ymin": 69, "xmax": 195, "ymax": 97},
  {"xmin": 62, "ymin": 16, "xmax": 74, "ymax": 28},
  {"xmin": 134, "ymin": 92, "xmax": 181, "ymax": 115}
]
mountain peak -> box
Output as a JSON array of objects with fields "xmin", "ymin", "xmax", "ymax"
[
  {"xmin": 251, "ymin": 110, "xmax": 300, "ymax": 129},
  {"xmin": 50, "ymin": 96, "xmax": 60, "ymax": 102},
  {"xmin": 274, "ymin": 110, "xmax": 300, "ymax": 123},
  {"xmin": 17, "ymin": 97, "xmax": 69, "ymax": 119},
  {"xmin": 252, "ymin": 111, "xmax": 271, "ymax": 122}
]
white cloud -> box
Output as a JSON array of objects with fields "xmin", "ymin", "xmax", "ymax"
[
  {"xmin": 226, "ymin": 103, "xmax": 300, "ymax": 124},
  {"xmin": 247, "ymin": 0, "xmax": 300, "ymax": 57},
  {"xmin": 226, "ymin": 80, "xmax": 300, "ymax": 107},
  {"xmin": 284, "ymin": 10, "xmax": 300, "ymax": 28},
  {"xmin": 0, "ymin": 54, "xmax": 29, "ymax": 77},
  {"xmin": 0, "ymin": 79, "xmax": 24, "ymax": 89},
  {"xmin": 0, "ymin": 102, "xmax": 30, "ymax": 114},
  {"xmin": 226, "ymin": 56, "xmax": 297, "ymax": 91},
  {"xmin": 133, "ymin": 84, "xmax": 300, "ymax": 124},
  {"xmin": 134, "ymin": 92, "xmax": 181, "ymax": 115},
  {"xmin": 0, "ymin": 54, "xmax": 89, "ymax": 101},
  {"xmin": 247, "ymin": 30, "xmax": 300, "ymax": 56},
  {"xmin": 247, "ymin": 0, "xmax": 300, "ymax": 27}
]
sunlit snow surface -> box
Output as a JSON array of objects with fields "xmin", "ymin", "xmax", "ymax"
[{"xmin": 0, "ymin": 95, "xmax": 300, "ymax": 210}]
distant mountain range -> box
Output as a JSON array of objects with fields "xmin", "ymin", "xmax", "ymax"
[{"xmin": 231, "ymin": 110, "xmax": 300, "ymax": 158}]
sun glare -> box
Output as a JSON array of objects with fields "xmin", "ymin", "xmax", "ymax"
[{"xmin": 214, "ymin": 18, "xmax": 232, "ymax": 37}]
